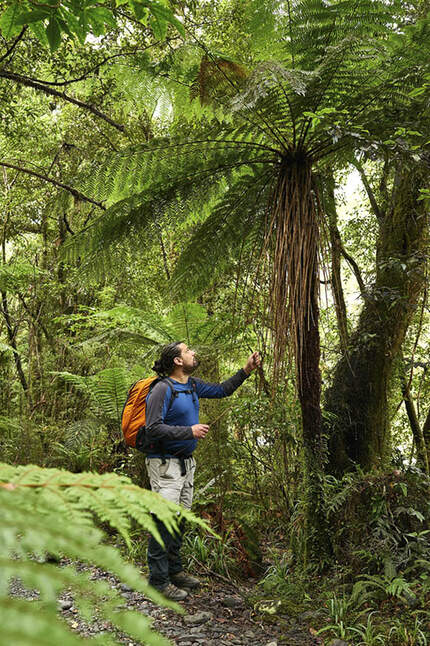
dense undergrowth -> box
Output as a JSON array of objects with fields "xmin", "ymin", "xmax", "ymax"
[{"xmin": 2, "ymin": 396, "xmax": 430, "ymax": 644}]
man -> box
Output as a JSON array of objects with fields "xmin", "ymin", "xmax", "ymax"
[{"xmin": 145, "ymin": 341, "xmax": 260, "ymax": 600}]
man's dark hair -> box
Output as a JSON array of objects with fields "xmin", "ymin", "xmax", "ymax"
[{"xmin": 152, "ymin": 341, "xmax": 183, "ymax": 377}]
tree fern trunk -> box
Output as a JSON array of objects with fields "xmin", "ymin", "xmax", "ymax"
[{"xmin": 271, "ymin": 155, "xmax": 331, "ymax": 563}]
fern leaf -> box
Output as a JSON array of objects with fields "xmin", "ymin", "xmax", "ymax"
[{"xmin": 0, "ymin": 462, "xmax": 216, "ymax": 644}]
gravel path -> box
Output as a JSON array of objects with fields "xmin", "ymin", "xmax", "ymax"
[{"xmin": 10, "ymin": 562, "xmax": 322, "ymax": 645}]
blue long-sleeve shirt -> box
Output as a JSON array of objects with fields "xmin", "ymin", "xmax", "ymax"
[{"xmin": 145, "ymin": 369, "xmax": 249, "ymax": 457}]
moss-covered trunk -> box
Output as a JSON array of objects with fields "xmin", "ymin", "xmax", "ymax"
[
  {"xmin": 324, "ymin": 166, "xmax": 429, "ymax": 475},
  {"xmin": 297, "ymin": 269, "xmax": 332, "ymax": 562}
]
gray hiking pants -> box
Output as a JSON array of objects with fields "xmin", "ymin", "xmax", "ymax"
[{"xmin": 146, "ymin": 457, "xmax": 195, "ymax": 589}]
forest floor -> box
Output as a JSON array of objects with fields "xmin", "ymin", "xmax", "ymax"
[{"xmin": 10, "ymin": 560, "xmax": 323, "ymax": 646}]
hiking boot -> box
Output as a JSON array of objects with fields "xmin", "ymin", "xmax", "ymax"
[
  {"xmin": 159, "ymin": 583, "xmax": 188, "ymax": 601},
  {"xmin": 170, "ymin": 571, "xmax": 200, "ymax": 590}
]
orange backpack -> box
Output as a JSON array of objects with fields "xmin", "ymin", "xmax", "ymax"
[{"xmin": 121, "ymin": 377, "xmax": 177, "ymax": 451}]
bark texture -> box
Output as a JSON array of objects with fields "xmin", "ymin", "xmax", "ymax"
[
  {"xmin": 272, "ymin": 157, "xmax": 331, "ymax": 561},
  {"xmin": 324, "ymin": 166, "xmax": 429, "ymax": 475}
]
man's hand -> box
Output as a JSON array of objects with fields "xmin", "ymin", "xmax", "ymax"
[
  {"xmin": 191, "ymin": 424, "xmax": 210, "ymax": 438},
  {"xmin": 243, "ymin": 351, "xmax": 261, "ymax": 375}
]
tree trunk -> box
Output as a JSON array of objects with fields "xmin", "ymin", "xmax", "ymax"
[
  {"xmin": 297, "ymin": 269, "xmax": 332, "ymax": 563},
  {"xmin": 401, "ymin": 359, "xmax": 429, "ymax": 474},
  {"xmin": 272, "ymin": 156, "xmax": 331, "ymax": 562},
  {"xmin": 325, "ymin": 173, "xmax": 349, "ymax": 353},
  {"xmin": 423, "ymin": 407, "xmax": 430, "ymax": 459},
  {"xmin": 324, "ymin": 166, "xmax": 429, "ymax": 475}
]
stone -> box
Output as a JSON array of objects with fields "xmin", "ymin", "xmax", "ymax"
[
  {"xmin": 265, "ymin": 642, "xmax": 278, "ymax": 646},
  {"xmin": 58, "ymin": 599, "xmax": 73, "ymax": 611},
  {"xmin": 221, "ymin": 596, "xmax": 244, "ymax": 609},
  {"xmin": 121, "ymin": 583, "xmax": 133, "ymax": 592},
  {"xmin": 329, "ymin": 640, "xmax": 349, "ymax": 646},
  {"xmin": 183, "ymin": 611, "xmax": 213, "ymax": 626}
]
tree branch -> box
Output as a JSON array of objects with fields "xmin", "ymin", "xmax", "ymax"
[
  {"xmin": 0, "ymin": 26, "xmax": 28, "ymax": 63},
  {"xmin": 324, "ymin": 171, "xmax": 349, "ymax": 353},
  {"xmin": 0, "ymin": 70, "xmax": 125, "ymax": 132},
  {"xmin": 339, "ymin": 243, "xmax": 366, "ymax": 295},
  {"xmin": 17, "ymin": 43, "xmax": 168, "ymax": 87},
  {"xmin": 0, "ymin": 161, "xmax": 105, "ymax": 209},
  {"xmin": 351, "ymin": 159, "xmax": 383, "ymax": 221},
  {"xmin": 17, "ymin": 293, "xmax": 53, "ymax": 348},
  {"xmin": 1, "ymin": 291, "xmax": 30, "ymax": 399},
  {"xmin": 401, "ymin": 362, "xmax": 429, "ymax": 474}
]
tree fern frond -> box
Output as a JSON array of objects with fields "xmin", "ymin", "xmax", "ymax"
[
  {"xmin": 191, "ymin": 55, "xmax": 248, "ymax": 105},
  {"xmin": 282, "ymin": 0, "xmax": 400, "ymax": 71},
  {"xmin": 170, "ymin": 166, "xmax": 275, "ymax": 298},
  {"xmin": 1, "ymin": 597, "xmax": 87, "ymax": 646},
  {"xmin": 107, "ymin": 62, "xmax": 173, "ymax": 125},
  {"xmin": 64, "ymin": 135, "xmax": 275, "ymax": 272},
  {"xmin": 53, "ymin": 367, "xmax": 130, "ymax": 428},
  {"xmin": 84, "ymin": 130, "xmax": 275, "ymax": 205},
  {"xmin": 91, "ymin": 305, "xmax": 173, "ymax": 344}
]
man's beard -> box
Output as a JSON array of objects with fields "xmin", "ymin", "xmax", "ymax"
[{"xmin": 183, "ymin": 356, "xmax": 199, "ymax": 375}]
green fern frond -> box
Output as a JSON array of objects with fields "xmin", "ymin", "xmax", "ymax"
[
  {"xmin": 77, "ymin": 303, "xmax": 237, "ymax": 365},
  {"xmin": 0, "ymin": 463, "xmax": 214, "ymax": 645},
  {"xmin": 62, "ymin": 419, "xmax": 100, "ymax": 451},
  {"xmin": 53, "ymin": 367, "xmax": 130, "ymax": 428},
  {"xmin": 84, "ymin": 129, "xmax": 273, "ymax": 204},
  {"xmin": 64, "ymin": 132, "xmax": 274, "ymax": 270},
  {"xmin": 281, "ymin": 0, "xmax": 399, "ymax": 69},
  {"xmin": 170, "ymin": 165, "xmax": 274, "ymax": 298}
]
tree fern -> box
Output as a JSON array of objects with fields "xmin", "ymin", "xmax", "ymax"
[
  {"xmin": 62, "ymin": 0, "xmax": 429, "ymax": 560},
  {"xmin": 0, "ymin": 463, "xmax": 212, "ymax": 645},
  {"xmin": 170, "ymin": 165, "xmax": 274, "ymax": 298},
  {"xmin": 53, "ymin": 366, "xmax": 131, "ymax": 431},
  {"xmin": 78, "ymin": 299, "xmax": 248, "ymax": 352}
]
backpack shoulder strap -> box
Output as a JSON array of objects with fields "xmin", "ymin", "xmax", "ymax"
[{"xmin": 160, "ymin": 377, "xmax": 178, "ymax": 413}]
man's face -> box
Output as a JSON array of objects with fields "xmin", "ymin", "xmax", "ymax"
[{"xmin": 176, "ymin": 343, "xmax": 199, "ymax": 374}]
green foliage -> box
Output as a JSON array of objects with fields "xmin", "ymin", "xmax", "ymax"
[
  {"xmin": 258, "ymin": 552, "xmax": 293, "ymax": 597},
  {"xmin": 349, "ymin": 613, "xmax": 387, "ymax": 646},
  {"xmin": 0, "ymin": 462, "xmax": 210, "ymax": 645},
  {"xmin": 0, "ymin": 0, "xmax": 184, "ymax": 51},
  {"xmin": 389, "ymin": 616, "xmax": 429, "ymax": 646},
  {"xmin": 317, "ymin": 606, "xmax": 386, "ymax": 645},
  {"xmin": 326, "ymin": 469, "xmax": 430, "ymax": 575},
  {"xmin": 352, "ymin": 573, "xmax": 415, "ymax": 605},
  {"xmin": 0, "ymin": 262, "xmax": 42, "ymax": 293},
  {"xmin": 83, "ymin": 301, "xmax": 231, "ymax": 348},
  {"xmin": 182, "ymin": 532, "xmax": 237, "ymax": 578},
  {"xmin": 53, "ymin": 366, "xmax": 130, "ymax": 430}
]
